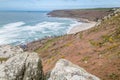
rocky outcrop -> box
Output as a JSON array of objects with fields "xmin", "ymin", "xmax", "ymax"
[
  {"xmin": 103, "ymin": 8, "xmax": 120, "ymax": 20},
  {"xmin": 0, "ymin": 52, "xmax": 44, "ymax": 80},
  {"xmin": 97, "ymin": 8, "xmax": 120, "ymax": 25},
  {"xmin": 0, "ymin": 45, "xmax": 100, "ymax": 80},
  {"xmin": 0, "ymin": 45, "xmax": 23, "ymax": 58},
  {"xmin": 48, "ymin": 59, "xmax": 100, "ymax": 80},
  {"xmin": 0, "ymin": 45, "xmax": 23, "ymax": 64}
]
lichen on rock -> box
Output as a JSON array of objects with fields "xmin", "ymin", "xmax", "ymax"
[
  {"xmin": 0, "ymin": 52, "xmax": 44, "ymax": 80},
  {"xmin": 48, "ymin": 59, "xmax": 100, "ymax": 80}
]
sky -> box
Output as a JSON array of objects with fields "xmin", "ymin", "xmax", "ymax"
[{"xmin": 0, "ymin": 0, "xmax": 120, "ymax": 11}]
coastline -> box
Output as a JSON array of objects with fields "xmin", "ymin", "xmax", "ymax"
[
  {"xmin": 48, "ymin": 9, "xmax": 113, "ymax": 35},
  {"xmin": 67, "ymin": 21, "xmax": 97, "ymax": 34},
  {"xmin": 48, "ymin": 14, "xmax": 97, "ymax": 35}
]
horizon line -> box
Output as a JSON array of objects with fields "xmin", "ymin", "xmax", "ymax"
[{"xmin": 0, "ymin": 7, "xmax": 119, "ymax": 12}]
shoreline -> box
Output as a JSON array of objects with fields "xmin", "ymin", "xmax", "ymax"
[
  {"xmin": 67, "ymin": 21, "xmax": 97, "ymax": 34},
  {"xmin": 48, "ymin": 13, "xmax": 97, "ymax": 35},
  {"xmin": 0, "ymin": 16, "xmax": 97, "ymax": 46},
  {"xmin": 48, "ymin": 8, "xmax": 113, "ymax": 35}
]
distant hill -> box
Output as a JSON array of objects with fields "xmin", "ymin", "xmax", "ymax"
[{"xmin": 48, "ymin": 8, "xmax": 114, "ymax": 22}]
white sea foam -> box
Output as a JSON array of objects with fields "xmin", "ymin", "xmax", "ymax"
[
  {"xmin": 0, "ymin": 21, "xmax": 70, "ymax": 45},
  {"xmin": 0, "ymin": 11, "xmax": 83, "ymax": 45},
  {"xmin": 23, "ymin": 22, "xmax": 63, "ymax": 31},
  {"xmin": 0, "ymin": 22, "xmax": 25, "ymax": 45},
  {"xmin": 0, "ymin": 22, "xmax": 25, "ymax": 33},
  {"xmin": 67, "ymin": 21, "xmax": 82, "ymax": 34}
]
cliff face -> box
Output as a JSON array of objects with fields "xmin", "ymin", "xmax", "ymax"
[{"xmin": 26, "ymin": 8, "xmax": 120, "ymax": 80}]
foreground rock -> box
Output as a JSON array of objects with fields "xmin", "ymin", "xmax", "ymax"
[
  {"xmin": 0, "ymin": 45, "xmax": 23, "ymax": 58},
  {"xmin": 0, "ymin": 52, "xmax": 44, "ymax": 80},
  {"xmin": 0, "ymin": 45, "xmax": 100, "ymax": 80},
  {"xmin": 48, "ymin": 59, "xmax": 100, "ymax": 80}
]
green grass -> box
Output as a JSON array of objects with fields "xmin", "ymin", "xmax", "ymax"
[
  {"xmin": 35, "ymin": 37, "xmax": 60, "ymax": 52},
  {"xmin": 71, "ymin": 8, "xmax": 114, "ymax": 11},
  {"xmin": 81, "ymin": 8, "xmax": 113, "ymax": 10}
]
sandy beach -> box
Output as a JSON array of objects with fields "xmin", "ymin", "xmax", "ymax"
[{"xmin": 67, "ymin": 22, "xmax": 97, "ymax": 34}]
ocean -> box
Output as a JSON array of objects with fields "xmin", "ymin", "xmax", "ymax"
[{"xmin": 0, "ymin": 11, "xmax": 81, "ymax": 45}]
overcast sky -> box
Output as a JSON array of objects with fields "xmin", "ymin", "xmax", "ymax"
[{"xmin": 0, "ymin": 0, "xmax": 120, "ymax": 11}]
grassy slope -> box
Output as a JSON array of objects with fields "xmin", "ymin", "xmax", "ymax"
[
  {"xmin": 68, "ymin": 8, "xmax": 113, "ymax": 10},
  {"xmin": 27, "ymin": 12, "xmax": 120, "ymax": 80}
]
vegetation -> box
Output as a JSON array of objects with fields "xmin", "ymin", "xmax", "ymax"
[
  {"xmin": 81, "ymin": 8, "xmax": 114, "ymax": 10},
  {"xmin": 81, "ymin": 56, "xmax": 91, "ymax": 62},
  {"xmin": 108, "ymin": 73, "xmax": 119, "ymax": 80}
]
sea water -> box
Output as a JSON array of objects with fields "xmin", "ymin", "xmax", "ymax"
[{"xmin": 0, "ymin": 11, "xmax": 81, "ymax": 45}]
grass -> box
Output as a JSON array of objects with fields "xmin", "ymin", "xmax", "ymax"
[
  {"xmin": 73, "ymin": 8, "xmax": 114, "ymax": 11},
  {"xmin": 108, "ymin": 73, "xmax": 119, "ymax": 80},
  {"xmin": 81, "ymin": 56, "xmax": 91, "ymax": 62},
  {"xmin": 62, "ymin": 41, "xmax": 73, "ymax": 47},
  {"xmin": 106, "ymin": 43, "xmax": 119, "ymax": 51},
  {"xmin": 35, "ymin": 37, "xmax": 60, "ymax": 52},
  {"xmin": 79, "ymin": 33, "xmax": 83, "ymax": 39},
  {"xmin": 89, "ymin": 39, "xmax": 103, "ymax": 47}
]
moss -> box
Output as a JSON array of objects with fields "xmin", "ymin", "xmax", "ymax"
[{"xmin": 0, "ymin": 58, "xmax": 8, "ymax": 62}]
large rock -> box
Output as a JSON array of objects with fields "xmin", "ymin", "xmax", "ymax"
[
  {"xmin": 0, "ymin": 52, "xmax": 44, "ymax": 80},
  {"xmin": 0, "ymin": 45, "xmax": 23, "ymax": 58},
  {"xmin": 48, "ymin": 59, "xmax": 100, "ymax": 80}
]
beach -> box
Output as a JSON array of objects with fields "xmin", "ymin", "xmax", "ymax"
[
  {"xmin": 67, "ymin": 21, "xmax": 97, "ymax": 34},
  {"xmin": 48, "ymin": 9, "xmax": 112, "ymax": 35}
]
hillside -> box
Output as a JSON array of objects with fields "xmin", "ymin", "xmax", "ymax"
[
  {"xmin": 48, "ymin": 8, "xmax": 113, "ymax": 22},
  {"xmin": 26, "ymin": 9, "xmax": 120, "ymax": 80}
]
